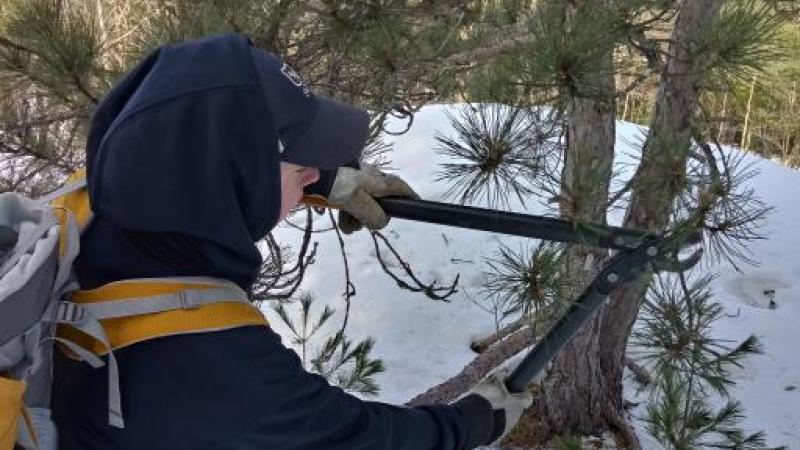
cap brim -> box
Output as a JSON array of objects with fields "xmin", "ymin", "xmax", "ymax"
[{"xmin": 280, "ymin": 97, "xmax": 369, "ymax": 169}]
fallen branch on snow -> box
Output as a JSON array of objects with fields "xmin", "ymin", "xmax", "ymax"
[{"xmin": 407, "ymin": 325, "xmax": 536, "ymax": 406}]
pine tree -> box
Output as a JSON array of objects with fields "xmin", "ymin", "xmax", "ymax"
[
  {"xmin": 426, "ymin": 1, "xmax": 787, "ymax": 446},
  {"xmin": 273, "ymin": 292, "xmax": 385, "ymax": 396},
  {"xmin": 632, "ymin": 271, "xmax": 781, "ymax": 449}
]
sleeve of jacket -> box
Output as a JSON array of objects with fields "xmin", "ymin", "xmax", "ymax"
[
  {"xmin": 304, "ymin": 159, "xmax": 360, "ymax": 198},
  {"xmin": 220, "ymin": 326, "xmax": 494, "ymax": 450}
]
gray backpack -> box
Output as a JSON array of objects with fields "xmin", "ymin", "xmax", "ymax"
[
  {"xmin": 0, "ymin": 177, "xmax": 255, "ymax": 450},
  {"xmin": 0, "ymin": 180, "xmax": 107, "ymax": 450}
]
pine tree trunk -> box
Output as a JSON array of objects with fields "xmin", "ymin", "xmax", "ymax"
[
  {"xmin": 596, "ymin": 0, "xmax": 724, "ymax": 434},
  {"xmin": 526, "ymin": 1, "xmax": 724, "ymax": 446},
  {"xmin": 538, "ymin": 90, "xmax": 616, "ymax": 431},
  {"xmin": 742, "ymin": 76, "xmax": 757, "ymax": 150},
  {"xmin": 784, "ymin": 81, "xmax": 796, "ymax": 161},
  {"xmin": 531, "ymin": 0, "xmax": 617, "ymax": 441},
  {"xmin": 718, "ymin": 92, "xmax": 728, "ymax": 143}
]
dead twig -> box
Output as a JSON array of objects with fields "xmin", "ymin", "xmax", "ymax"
[
  {"xmin": 251, "ymin": 207, "xmax": 318, "ymax": 301},
  {"xmin": 329, "ymin": 210, "xmax": 357, "ymax": 335},
  {"xmin": 371, "ymin": 231, "xmax": 459, "ymax": 301},
  {"xmin": 625, "ymin": 356, "xmax": 652, "ymax": 387}
]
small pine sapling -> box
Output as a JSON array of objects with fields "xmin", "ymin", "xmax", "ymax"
[
  {"xmin": 633, "ymin": 271, "xmax": 784, "ymax": 449},
  {"xmin": 272, "ymin": 292, "xmax": 385, "ymax": 396}
]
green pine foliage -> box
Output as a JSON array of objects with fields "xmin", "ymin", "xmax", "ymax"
[
  {"xmin": 551, "ymin": 434, "xmax": 584, "ymax": 450},
  {"xmin": 273, "ymin": 292, "xmax": 335, "ymax": 367},
  {"xmin": 644, "ymin": 366, "xmax": 781, "ymax": 450},
  {"xmin": 632, "ymin": 271, "xmax": 784, "ymax": 449},
  {"xmin": 0, "ymin": 0, "xmax": 497, "ymax": 190},
  {"xmin": 673, "ymin": 145, "xmax": 774, "ymax": 270},
  {"xmin": 619, "ymin": 3, "xmax": 800, "ymax": 168},
  {"xmin": 1, "ymin": 0, "xmax": 104, "ymax": 103},
  {"xmin": 467, "ymin": 0, "xmax": 619, "ymax": 103},
  {"xmin": 273, "ymin": 292, "xmax": 386, "ymax": 396},
  {"xmin": 703, "ymin": 0, "xmax": 786, "ymax": 85},
  {"xmin": 480, "ymin": 240, "xmax": 566, "ymax": 325},
  {"xmin": 312, "ymin": 332, "xmax": 385, "ymax": 396},
  {"xmin": 0, "ymin": 0, "xmax": 105, "ymax": 193},
  {"xmin": 434, "ymin": 103, "xmax": 546, "ymax": 208}
]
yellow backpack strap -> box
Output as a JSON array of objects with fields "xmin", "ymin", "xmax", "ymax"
[
  {"xmin": 59, "ymin": 278, "xmax": 267, "ymax": 355},
  {"xmin": 38, "ymin": 172, "xmax": 87, "ymax": 206},
  {"xmin": 0, "ymin": 375, "xmax": 26, "ymax": 450},
  {"xmin": 75, "ymin": 281, "xmax": 250, "ymax": 320},
  {"xmin": 45, "ymin": 169, "xmax": 93, "ymax": 258},
  {"xmin": 40, "ymin": 172, "xmax": 267, "ymax": 431}
]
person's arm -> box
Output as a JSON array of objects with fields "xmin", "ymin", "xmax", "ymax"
[{"xmin": 240, "ymin": 326, "xmax": 495, "ymax": 450}]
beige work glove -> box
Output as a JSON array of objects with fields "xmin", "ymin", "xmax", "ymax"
[
  {"xmin": 327, "ymin": 164, "xmax": 419, "ymax": 234},
  {"xmin": 468, "ymin": 368, "xmax": 534, "ymax": 444}
]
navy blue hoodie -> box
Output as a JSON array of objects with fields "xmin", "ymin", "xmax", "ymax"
[
  {"xmin": 52, "ymin": 34, "xmax": 495, "ymax": 450},
  {"xmin": 76, "ymin": 34, "xmax": 284, "ymax": 289}
]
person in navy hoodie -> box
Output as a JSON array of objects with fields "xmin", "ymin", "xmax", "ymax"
[{"xmin": 52, "ymin": 34, "xmax": 532, "ymax": 450}]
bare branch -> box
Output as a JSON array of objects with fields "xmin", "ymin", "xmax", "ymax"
[
  {"xmin": 625, "ymin": 356, "xmax": 652, "ymax": 387},
  {"xmin": 329, "ymin": 210, "xmax": 357, "ymax": 335},
  {"xmin": 251, "ymin": 207, "xmax": 318, "ymax": 302},
  {"xmin": 470, "ymin": 318, "xmax": 526, "ymax": 353},
  {"xmin": 407, "ymin": 325, "xmax": 536, "ymax": 405},
  {"xmin": 371, "ymin": 231, "xmax": 459, "ymax": 301}
]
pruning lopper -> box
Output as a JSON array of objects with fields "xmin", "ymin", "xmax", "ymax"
[{"xmin": 302, "ymin": 195, "xmax": 704, "ymax": 394}]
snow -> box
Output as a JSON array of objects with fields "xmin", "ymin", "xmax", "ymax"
[{"xmin": 266, "ymin": 104, "xmax": 800, "ymax": 449}]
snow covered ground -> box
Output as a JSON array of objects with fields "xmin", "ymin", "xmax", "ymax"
[{"xmin": 266, "ymin": 105, "xmax": 800, "ymax": 449}]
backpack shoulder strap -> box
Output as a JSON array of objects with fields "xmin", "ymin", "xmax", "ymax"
[
  {"xmin": 37, "ymin": 176, "xmax": 87, "ymax": 206},
  {"xmin": 76, "ymin": 282, "xmax": 250, "ymax": 320},
  {"xmin": 46, "ymin": 171, "xmax": 94, "ymax": 258}
]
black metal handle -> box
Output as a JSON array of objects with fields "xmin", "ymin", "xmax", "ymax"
[
  {"xmin": 376, "ymin": 197, "xmax": 654, "ymax": 250},
  {"xmin": 503, "ymin": 234, "xmax": 703, "ymax": 393},
  {"xmin": 322, "ymin": 195, "xmax": 701, "ymax": 392}
]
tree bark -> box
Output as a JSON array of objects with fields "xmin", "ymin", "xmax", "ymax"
[
  {"xmin": 741, "ymin": 76, "xmax": 757, "ymax": 150},
  {"xmin": 520, "ymin": 2, "xmax": 725, "ymax": 447},
  {"xmin": 717, "ymin": 92, "xmax": 728, "ymax": 143},
  {"xmin": 407, "ymin": 325, "xmax": 537, "ymax": 406},
  {"xmin": 596, "ymin": 0, "xmax": 724, "ymax": 434},
  {"xmin": 529, "ymin": 0, "xmax": 618, "ymax": 442}
]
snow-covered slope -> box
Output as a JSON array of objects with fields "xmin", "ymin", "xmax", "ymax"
[{"xmin": 267, "ymin": 104, "xmax": 800, "ymax": 448}]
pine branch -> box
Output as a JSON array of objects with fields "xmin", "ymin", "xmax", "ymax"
[
  {"xmin": 470, "ymin": 317, "xmax": 527, "ymax": 353},
  {"xmin": 407, "ymin": 324, "xmax": 536, "ymax": 406},
  {"xmin": 626, "ymin": 356, "xmax": 653, "ymax": 387},
  {"xmin": 434, "ymin": 104, "xmax": 545, "ymax": 208},
  {"xmin": 0, "ymin": 34, "xmax": 34, "ymax": 53}
]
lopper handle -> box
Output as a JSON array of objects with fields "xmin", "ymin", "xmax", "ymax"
[{"xmin": 302, "ymin": 195, "xmax": 653, "ymax": 250}]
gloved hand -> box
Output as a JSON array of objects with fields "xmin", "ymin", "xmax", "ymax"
[
  {"xmin": 327, "ymin": 164, "xmax": 419, "ymax": 234},
  {"xmin": 468, "ymin": 368, "xmax": 533, "ymax": 444}
]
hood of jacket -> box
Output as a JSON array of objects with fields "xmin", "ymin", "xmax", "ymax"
[{"xmin": 79, "ymin": 34, "xmax": 282, "ymax": 289}]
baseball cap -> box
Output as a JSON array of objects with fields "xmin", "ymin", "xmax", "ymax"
[{"xmin": 251, "ymin": 48, "xmax": 369, "ymax": 169}]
